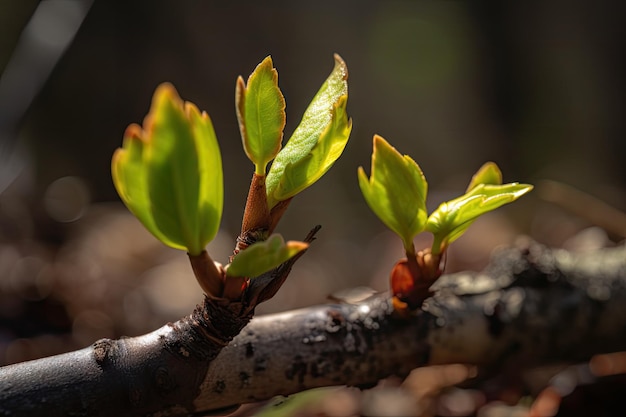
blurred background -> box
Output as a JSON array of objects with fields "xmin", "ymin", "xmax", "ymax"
[{"xmin": 0, "ymin": 0, "xmax": 624, "ymax": 408}]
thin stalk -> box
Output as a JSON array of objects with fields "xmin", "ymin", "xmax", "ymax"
[
  {"xmin": 241, "ymin": 173, "xmax": 270, "ymax": 234},
  {"xmin": 188, "ymin": 250, "xmax": 224, "ymax": 299}
]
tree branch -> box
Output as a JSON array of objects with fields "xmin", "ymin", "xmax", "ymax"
[{"xmin": 1, "ymin": 241, "xmax": 625, "ymax": 416}]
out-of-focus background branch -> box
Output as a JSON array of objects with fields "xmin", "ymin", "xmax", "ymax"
[{"xmin": 0, "ymin": 1, "xmax": 624, "ymax": 415}]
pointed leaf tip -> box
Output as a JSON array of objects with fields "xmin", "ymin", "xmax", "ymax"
[
  {"xmin": 332, "ymin": 53, "xmax": 349, "ymax": 81},
  {"xmin": 466, "ymin": 161, "xmax": 503, "ymax": 192}
]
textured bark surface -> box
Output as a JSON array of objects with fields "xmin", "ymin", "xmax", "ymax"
[
  {"xmin": 1, "ymin": 241, "xmax": 625, "ymax": 416},
  {"xmin": 194, "ymin": 241, "xmax": 626, "ymax": 411},
  {"xmin": 0, "ymin": 299, "xmax": 254, "ymax": 417}
]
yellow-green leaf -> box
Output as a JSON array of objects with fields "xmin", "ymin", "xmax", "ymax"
[
  {"xmin": 266, "ymin": 54, "xmax": 349, "ymax": 208},
  {"xmin": 236, "ymin": 56, "xmax": 286, "ymax": 175},
  {"xmin": 111, "ymin": 83, "xmax": 223, "ymax": 255},
  {"xmin": 273, "ymin": 95, "xmax": 351, "ymax": 201},
  {"xmin": 358, "ymin": 135, "xmax": 428, "ymax": 251},
  {"xmin": 427, "ymin": 183, "xmax": 533, "ymax": 254},
  {"xmin": 112, "ymin": 125, "xmax": 171, "ymax": 246},
  {"xmin": 226, "ymin": 234, "xmax": 308, "ymax": 278}
]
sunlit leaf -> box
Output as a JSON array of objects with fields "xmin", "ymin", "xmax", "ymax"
[
  {"xmin": 266, "ymin": 54, "xmax": 349, "ymax": 208},
  {"xmin": 236, "ymin": 56, "xmax": 286, "ymax": 175},
  {"xmin": 112, "ymin": 125, "xmax": 170, "ymax": 245},
  {"xmin": 226, "ymin": 234, "xmax": 308, "ymax": 278},
  {"xmin": 111, "ymin": 83, "xmax": 223, "ymax": 255},
  {"xmin": 466, "ymin": 161, "xmax": 502, "ymax": 192},
  {"xmin": 427, "ymin": 183, "xmax": 533, "ymax": 254},
  {"xmin": 273, "ymin": 95, "xmax": 351, "ymax": 201},
  {"xmin": 358, "ymin": 135, "xmax": 428, "ymax": 251}
]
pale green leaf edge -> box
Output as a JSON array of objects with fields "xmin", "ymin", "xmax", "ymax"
[{"xmin": 112, "ymin": 125, "xmax": 178, "ymax": 249}]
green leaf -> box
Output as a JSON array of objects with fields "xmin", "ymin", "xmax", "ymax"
[
  {"xmin": 266, "ymin": 54, "xmax": 350, "ymax": 208},
  {"xmin": 466, "ymin": 161, "xmax": 502, "ymax": 192},
  {"xmin": 273, "ymin": 95, "xmax": 351, "ymax": 201},
  {"xmin": 226, "ymin": 234, "xmax": 308, "ymax": 278},
  {"xmin": 358, "ymin": 135, "xmax": 428, "ymax": 251},
  {"xmin": 189, "ymin": 102, "xmax": 224, "ymax": 253},
  {"xmin": 236, "ymin": 56, "xmax": 286, "ymax": 175},
  {"xmin": 111, "ymin": 83, "xmax": 223, "ymax": 255},
  {"xmin": 112, "ymin": 125, "xmax": 171, "ymax": 245},
  {"xmin": 426, "ymin": 182, "xmax": 533, "ymax": 254}
]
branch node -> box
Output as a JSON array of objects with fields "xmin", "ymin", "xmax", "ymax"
[{"xmin": 93, "ymin": 338, "xmax": 115, "ymax": 366}]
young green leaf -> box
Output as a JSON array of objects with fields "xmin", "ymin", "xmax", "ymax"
[
  {"xmin": 226, "ymin": 234, "xmax": 308, "ymax": 278},
  {"xmin": 426, "ymin": 182, "xmax": 533, "ymax": 254},
  {"xmin": 266, "ymin": 54, "xmax": 350, "ymax": 209},
  {"xmin": 112, "ymin": 125, "xmax": 170, "ymax": 245},
  {"xmin": 236, "ymin": 56, "xmax": 286, "ymax": 175},
  {"xmin": 111, "ymin": 83, "xmax": 223, "ymax": 255},
  {"xmin": 466, "ymin": 161, "xmax": 502, "ymax": 192},
  {"xmin": 272, "ymin": 95, "xmax": 351, "ymax": 201},
  {"xmin": 358, "ymin": 135, "xmax": 428, "ymax": 251}
]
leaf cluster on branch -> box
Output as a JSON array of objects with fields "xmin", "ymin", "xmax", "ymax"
[
  {"xmin": 1, "ymin": 241, "xmax": 625, "ymax": 416},
  {"xmin": 10, "ymin": 54, "xmax": 609, "ymax": 417}
]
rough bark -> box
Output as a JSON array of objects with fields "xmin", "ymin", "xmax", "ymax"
[
  {"xmin": 0, "ymin": 298, "xmax": 254, "ymax": 416},
  {"xmin": 1, "ymin": 241, "xmax": 625, "ymax": 416}
]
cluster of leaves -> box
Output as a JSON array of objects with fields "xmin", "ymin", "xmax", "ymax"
[
  {"xmin": 358, "ymin": 135, "xmax": 532, "ymax": 310},
  {"xmin": 112, "ymin": 55, "xmax": 351, "ymax": 302},
  {"xmin": 111, "ymin": 53, "xmax": 532, "ymax": 312}
]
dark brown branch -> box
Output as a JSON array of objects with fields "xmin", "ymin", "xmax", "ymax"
[
  {"xmin": 0, "ymin": 297, "xmax": 253, "ymax": 416},
  {"xmin": 193, "ymin": 241, "xmax": 626, "ymax": 410},
  {"xmin": 1, "ymin": 241, "xmax": 625, "ymax": 416}
]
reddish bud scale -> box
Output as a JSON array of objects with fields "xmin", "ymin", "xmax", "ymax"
[
  {"xmin": 222, "ymin": 276, "xmax": 249, "ymax": 301},
  {"xmin": 390, "ymin": 249, "xmax": 442, "ymax": 311}
]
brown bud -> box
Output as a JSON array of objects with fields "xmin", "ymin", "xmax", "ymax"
[{"xmin": 390, "ymin": 250, "xmax": 443, "ymax": 310}]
